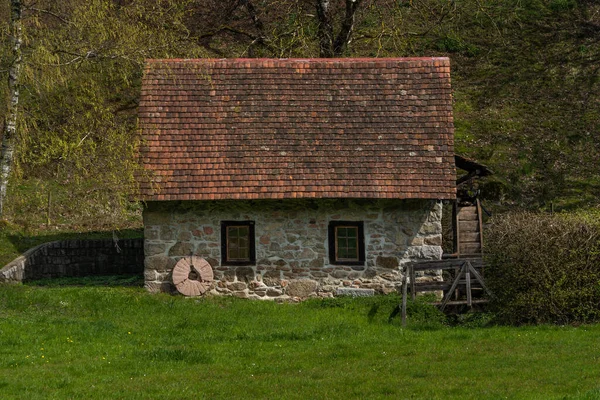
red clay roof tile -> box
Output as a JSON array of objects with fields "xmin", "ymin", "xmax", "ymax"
[{"xmin": 138, "ymin": 58, "xmax": 456, "ymax": 201}]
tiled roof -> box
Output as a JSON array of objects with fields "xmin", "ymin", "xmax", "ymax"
[{"xmin": 138, "ymin": 58, "xmax": 456, "ymax": 201}]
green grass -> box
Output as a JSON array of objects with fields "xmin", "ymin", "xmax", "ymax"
[{"xmin": 0, "ymin": 287, "xmax": 599, "ymax": 399}]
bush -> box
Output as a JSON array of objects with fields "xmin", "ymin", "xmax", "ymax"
[{"xmin": 485, "ymin": 211, "xmax": 600, "ymax": 325}]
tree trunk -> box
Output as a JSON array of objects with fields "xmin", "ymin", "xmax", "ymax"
[
  {"xmin": 316, "ymin": 0, "xmax": 334, "ymax": 57},
  {"xmin": 333, "ymin": 0, "xmax": 362, "ymax": 56},
  {"xmin": 0, "ymin": 0, "xmax": 23, "ymax": 217},
  {"xmin": 316, "ymin": 0, "xmax": 362, "ymax": 58}
]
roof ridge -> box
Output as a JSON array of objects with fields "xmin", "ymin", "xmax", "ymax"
[{"xmin": 145, "ymin": 57, "xmax": 449, "ymax": 63}]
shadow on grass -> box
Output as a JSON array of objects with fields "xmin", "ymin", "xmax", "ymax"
[{"xmin": 24, "ymin": 274, "xmax": 144, "ymax": 287}]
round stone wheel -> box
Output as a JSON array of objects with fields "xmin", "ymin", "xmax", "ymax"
[{"xmin": 172, "ymin": 257, "xmax": 214, "ymax": 296}]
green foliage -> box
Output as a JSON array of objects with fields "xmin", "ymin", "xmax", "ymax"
[
  {"xmin": 549, "ymin": 0, "xmax": 577, "ymax": 12},
  {"xmin": 485, "ymin": 211, "xmax": 600, "ymax": 325},
  {"xmin": 435, "ymin": 36, "xmax": 479, "ymax": 57},
  {"xmin": 4, "ymin": 177, "xmax": 143, "ymax": 232},
  {"xmin": 403, "ymin": 294, "xmax": 448, "ymax": 329},
  {"xmin": 0, "ymin": 1, "xmax": 207, "ymax": 228},
  {"xmin": 447, "ymin": 311, "xmax": 497, "ymax": 328},
  {"xmin": 1, "ymin": 0, "xmax": 598, "ymax": 230}
]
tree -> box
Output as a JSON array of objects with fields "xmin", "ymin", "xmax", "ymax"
[
  {"xmin": 315, "ymin": 0, "xmax": 363, "ymax": 57},
  {"xmin": 0, "ymin": 0, "xmax": 207, "ymax": 228},
  {"xmin": 187, "ymin": 0, "xmax": 369, "ymax": 58},
  {"xmin": 0, "ymin": 0, "xmax": 22, "ymax": 217}
]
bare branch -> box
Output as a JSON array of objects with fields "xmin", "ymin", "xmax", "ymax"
[
  {"xmin": 27, "ymin": 7, "xmax": 73, "ymax": 25},
  {"xmin": 239, "ymin": 0, "xmax": 264, "ymax": 33}
]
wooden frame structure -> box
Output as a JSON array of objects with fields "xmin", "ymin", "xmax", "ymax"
[
  {"xmin": 399, "ymin": 258, "xmax": 495, "ymax": 324},
  {"xmin": 395, "ymin": 155, "xmax": 495, "ymax": 325}
]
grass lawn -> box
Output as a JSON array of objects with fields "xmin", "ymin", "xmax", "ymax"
[{"xmin": 0, "ymin": 285, "xmax": 599, "ymax": 399}]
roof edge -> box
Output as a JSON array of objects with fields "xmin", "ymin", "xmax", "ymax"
[{"xmin": 144, "ymin": 57, "xmax": 450, "ymax": 64}]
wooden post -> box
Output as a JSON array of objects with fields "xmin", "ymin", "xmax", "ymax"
[
  {"xmin": 452, "ymin": 201, "xmax": 459, "ymax": 255},
  {"xmin": 440, "ymin": 262, "xmax": 468, "ymax": 311},
  {"xmin": 476, "ymin": 198, "xmax": 484, "ymax": 255},
  {"xmin": 401, "ymin": 271, "xmax": 408, "ymax": 327},
  {"xmin": 410, "ymin": 263, "xmax": 416, "ymax": 301},
  {"xmin": 465, "ymin": 269, "xmax": 472, "ymax": 307}
]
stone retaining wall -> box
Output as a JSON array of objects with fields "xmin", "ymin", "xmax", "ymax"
[
  {"xmin": 144, "ymin": 199, "xmax": 443, "ymax": 300},
  {"xmin": 0, "ymin": 239, "xmax": 144, "ymax": 283}
]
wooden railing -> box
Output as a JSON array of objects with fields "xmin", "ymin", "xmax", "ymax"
[{"xmin": 397, "ymin": 257, "xmax": 494, "ymax": 325}]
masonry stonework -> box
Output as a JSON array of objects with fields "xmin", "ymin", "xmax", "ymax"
[
  {"xmin": 1, "ymin": 239, "xmax": 144, "ymax": 283},
  {"xmin": 143, "ymin": 199, "xmax": 443, "ymax": 300}
]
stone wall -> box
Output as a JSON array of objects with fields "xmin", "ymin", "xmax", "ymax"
[
  {"xmin": 144, "ymin": 199, "xmax": 443, "ymax": 300},
  {"xmin": 0, "ymin": 239, "xmax": 144, "ymax": 283}
]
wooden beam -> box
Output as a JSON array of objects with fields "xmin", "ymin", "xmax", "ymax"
[
  {"xmin": 410, "ymin": 263, "xmax": 416, "ymax": 301},
  {"xmin": 401, "ymin": 272, "xmax": 407, "ymax": 327},
  {"xmin": 410, "ymin": 258, "xmax": 484, "ymax": 270},
  {"xmin": 439, "ymin": 262, "xmax": 468, "ymax": 311},
  {"xmin": 476, "ymin": 198, "xmax": 485, "ymax": 255},
  {"xmin": 456, "ymin": 170, "xmax": 478, "ymax": 186},
  {"xmin": 467, "ymin": 261, "xmax": 495, "ymax": 300},
  {"xmin": 466, "ymin": 269, "xmax": 472, "ymax": 306}
]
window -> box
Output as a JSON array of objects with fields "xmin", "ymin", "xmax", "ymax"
[
  {"xmin": 221, "ymin": 221, "xmax": 255, "ymax": 265},
  {"xmin": 328, "ymin": 221, "xmax": 365, "ymax": 265}
]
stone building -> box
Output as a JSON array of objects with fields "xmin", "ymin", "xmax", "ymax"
[{"xmin": 138, "ymin": 58, "xmax": 456, "ymax": 299}]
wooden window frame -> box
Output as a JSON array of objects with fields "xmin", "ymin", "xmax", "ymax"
[
  {"xmin": 328, "ymin": 221, "xmax": 365, "ymax": 266},
  {"xmin": 221, "ymin": 221, "xmax": 256, "ymax": 266}
]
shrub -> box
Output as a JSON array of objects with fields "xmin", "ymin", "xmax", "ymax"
[{"xmin": 485, "ymin": 211, "xmax": 600, "ymax": 325}]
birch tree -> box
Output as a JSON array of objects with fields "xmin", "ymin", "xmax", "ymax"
[{"xmin": 0, "ymin": 0, "xmax": 21, "ymax": 217}]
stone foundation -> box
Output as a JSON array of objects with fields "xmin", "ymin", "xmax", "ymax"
[{"xmin": 143, "ymin": 199, "xmax": 443, "ymax": 300}]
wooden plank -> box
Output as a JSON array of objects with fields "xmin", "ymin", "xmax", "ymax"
[
  {"xmin": 466, "ymin": 270, "xmax": 472, "ymax": 306},
  {"xmin": 460, "ymin": 243, "xmax": 481, "ymax": 254},
  {"xmin": 458, "ymin": 210, "xmax": 478, "ymax": 221},
  {"xmin": 410, "ymin": 263, "xmax": 416, "ymax": 301},
  {"xmin": 454, "ymin": 202, "xmax": 460, "ymax": 256},
  {"xmin": 466, "ymin": 258, "xmax": 484, "ymax": 268},
  {"xmin": 401, "ymin": 272, "xmax": 407, "ymax": 327},
  {"xmin": 432, "ymin": 299, "xmax": 488, "ymax": 306},
  {"xmin": 412, "ymin": 283, "xmax": 453, "ymax": 291},
  {"xmin": 442, "ymin": 253, "xmax": 459, "ymax": 259},
  {"xmin": 411, "ymin": 259, "xmax": 466, "ymax": 270},
  {"xmin": 411, "ymin": 258, "xmax": 484, "ymax": 270},
  {"xmin": 412, "ymin": 280, "xmax": 484, "ymax": 292},
  {"xmin": 454, "ymin": 279, "xmax": 484, "ymax": 286},
  {"xmin": 460, "ymin": 232, "xmax": 481, "ymax": 243},
  {"xmin": 460, "ymin": 254, "xmax": 484, "ymax": 259},
  {"xmin": 458, "ymin": 220, "xmax": 479, "ymax": 233},
  {"xmin": 439, "ymin": 262, "xmax": 468, "ymax": 311},
  {"xmin": 476, "ymin": 198, "xmax": 485, "ymax": 254}
]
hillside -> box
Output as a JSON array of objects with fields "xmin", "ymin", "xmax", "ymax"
[{"xmin": 0, "ymin": 0, "xmax": 598, "ymax": 231}]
